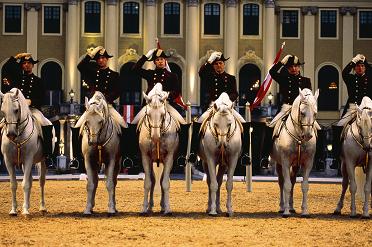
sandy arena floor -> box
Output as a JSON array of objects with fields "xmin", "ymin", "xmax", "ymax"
[{"xmin": 0, "ymin": 179, "xmax": 371, "ymax": 246}]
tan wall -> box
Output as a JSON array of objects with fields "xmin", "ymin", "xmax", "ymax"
[
  {"xmin": 238, "ymin": 39, "xmax": 263, "ymax": 59},
  {"xmin": 79, "ymin": 37, "xmax": 104, "ymax": 57},
  {"xmin": 118, "ymin": 37, "xmax": 143, "ymax": 56}
]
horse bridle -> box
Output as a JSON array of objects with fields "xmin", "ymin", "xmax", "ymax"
[
  {"xmin": 143, "ymin": 102, "xmax": 172, "ymax": 135},
  {"xmin": 208, "ymin": 109, "xmax": 237, "ymax": 144},
  {"xmin": 351, "ymin": 106, "xmax": 372, "ymax": 151}
]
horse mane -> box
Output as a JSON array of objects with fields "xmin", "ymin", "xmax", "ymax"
[{"xmin": 8, "ymin": 88, "xmax": 31, "ymax": 120}]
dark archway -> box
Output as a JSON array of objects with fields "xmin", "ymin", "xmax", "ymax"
[
  {"xmin": 168, "ymin": 62, "xmax": 182, "ymax": 94},
  {"xmin": 318, "ymin": 65, "xmax": 339, "ymax": 111},
  {"xmin": 238, "ymin": 63, "xmax": 261, "ymax": 106},
  {"xmin": 119, "ymin": 62, "xmax": 142, "ymax": 105},
  {"xmin": 41, "ymin": 61, "xmax": 63, "ymax": 105}
]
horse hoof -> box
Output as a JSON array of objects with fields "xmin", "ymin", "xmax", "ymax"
[
  {"xmin": 350, "ymin": 214, "xmax": 358, "ymax": 219},
  {"xmin": 333, "ymin": 211, "xmax": 341, "ymax": 216},
  {"xmin": 208, "ymin": 212, "xmax": 218, "ymax": 217},
  {"xmin": 83, "ymin": 210, "xmax": 93, "ymax": 216},
  {"xmin": 289, "ymin": 209, "xmax": 296, "ymax": 214},
  {"xmin": 163, "ymin": 212, "xmax": 172, "ymax": 216},
  {"xmin": 225, "ymin": 212, "xmax": 233, "ymax": 217},
  {"xmin": 361, "ymin": 215, "xmax": 370, "ymax": 219},
  {"xmin": 301, "ymin": 214, "xmax": 311, "ymax": 218},
  {"xmin": 278, "ymin": 210, "xmax": 284, "ymax": 213},
  {"xmin": 139, "ymin": 212, "xmax": 149, "ymax": 217},
  {"xmin": 9, "ymin": 212, "xmax": 17, "ymax": 216},
  {"xmin": 282, "ymin": 214, "xmax": 290, "ymax": 218},
  {"xmin": 107, "ymin": 212, "xmax": 116, "ymax": 217},
  {"xmin": 40, "ymin": 209, "xmax": 47, "ymax": 215}
]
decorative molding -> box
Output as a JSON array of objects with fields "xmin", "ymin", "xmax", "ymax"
[
  {"xmin": 67, "ymin": 0, "xmax": 79, "ymax": 5},
  {"xmin": 144, "ymin": 0, "xmax": 156, "ymax": 6},
  {"xmin": 118, "ymin": 48, "xmax": 140, "ymax": 66},
  {"xmin": 107, "ymin": 0, "xmax": 118, "ymax": 5},
  {"xmin": 301, "ymin": 6, "xmax": 318, "ymax": 16},
  {"xmin": 240, "ymin": 50, "xmax": 263, "ymax": 68},
  {"xmin": 264, "ymin": 0, "xmax": 275, "ymax": 8},
  {"xmin": 186, "ymin": 0, "xmax": 199, "ymax": 7},
  {"xmin": 24, "ymin": 3, "xmax": 41, "ymax": 11},
  {"xmin": 226, "ymin": 0, "xmax": 238, "ymax": 8},
  {"xmin": 340, "ymin": 7, "xmax": 357, "ymax": 16}
]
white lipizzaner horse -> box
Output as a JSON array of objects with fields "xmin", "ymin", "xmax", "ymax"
[
  {"xmin": 271, "ymin": 88, "xmax": 319, "ymax": 218},
  {"xmin": 74, "ymin": 92, "xmax": 122, "ymax": 215},
  {"xmin": 198, "ymin": 92, "xmax": 244, "ymax": 217},
  {"xmin": 0, "ymin": 88, "xmax": 55, "ymax": 215},
  {"xmin": 132, "ymin": 83, "xmax": 184, "ymax": 215},
  {"xmin": 334, "ymin": 96, "xmax": 372, "ymax": 218}
]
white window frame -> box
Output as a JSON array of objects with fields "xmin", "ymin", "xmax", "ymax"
[
  {"xmin": 240, "ymin": 1, "xmax": 262, "ymax": 40},
  {"xmin": 280, "ymin": 8, "xmax": 300, "ymax": 40},
  {"xmin": 318, "ymin": 8, "xmax": 339, "ymax": 40},
  {"xmin": 357, "ymin": 9, "xmax": 372, "ymax": 40},
  {"xmin": 81, "ymin": 0, "xmax": 104, "ymax": 37},
  {"xmin": 161, "ymin": 0, "xmax": 183, "ymax": 38},
  {"xmin": 42, "ymin": 4, "xmax": 63, "ymax": 36},
  {"xmin": 2, "ymin": 3, "xmax": 24, "ymax": 35},
  {"xmin": 120, "ymin": 0, "xmax": 142, "ymax": 38},
  {"xmin": 201, "ymin": 1, "xmax": 223, "ymax": 39}
]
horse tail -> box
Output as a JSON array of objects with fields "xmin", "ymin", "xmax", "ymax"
[{"xmin": 355, "ymin": 166, "xmax": 366, "ymax": 202}]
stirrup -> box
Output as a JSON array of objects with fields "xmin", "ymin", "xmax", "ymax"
[
  {"xmin": 122, "ymin": 157, "xmax": 134, "ymax": 168},
  {"xmin": 260, "ymin": 157, "xmax": 270, "ymax": 169},
  {"xmin": 188, "ymin": 153, "xmax": 198, "ymax": 163},
  {"xmin": 69, "ymin": 158, "xmax": 80, "ymax": 170},
  {"xmin": 177, "ymin": 156, "xmax": 187, "ymax": 167},
  {"xmin": 240, "ymin": 154, "xmax": 251, "ymax": 166},
  {"xmin": 45, "ymin": 156, "xmax": 54, "ymax": 168}
]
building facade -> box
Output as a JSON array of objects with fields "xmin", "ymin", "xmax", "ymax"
[{"xmin": 0, "ymin": 0, "xmax": 371, "ymax": 122}]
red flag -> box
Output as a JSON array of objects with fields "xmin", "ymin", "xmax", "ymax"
[
  {"xmin": 174, "ymin": 95, "xmax": 188, "ymax": 110},
  {"xmin": 123, "ymin": 105, "xmax": 134, "ymax": 123},
  {"xmin": 250, "ymin": 42, "xmax": 285, "ymax": 110}
]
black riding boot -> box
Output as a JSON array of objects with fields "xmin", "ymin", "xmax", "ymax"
[
  {"xmin": 260, "ymin": 126, "xmax": 274, "ymax": 168},
  {"xmin": 71, "ymin": 127, "xmax": 82, "ymax": 159},
  {"xmin": 121, "ymin": 124, "xmax": 139, "ymax": 168},
  {"xmin": 331, "ymin": 125, "xmax": 343, "ymax": 169},
  {"xmin": 177, "ymin": 123, "xmax": 191, "ymax": 167},
  {"xmin": 42, "ymin": 125, "xmax": 54, "ymax": 157},
  {"xmin": 188, "ymin": 122, "xmax": 202, "ymax": 163},
  {"xmin": 241, "ymin": 122, "xmax": 251, "ymax": 165}
]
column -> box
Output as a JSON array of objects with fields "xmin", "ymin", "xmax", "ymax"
[
  {"xmin": 302, "ymin": 7, "xmax": 318, "ymax": 90},
  {"xmin": 185, "ymin": 0, "xmax": 199, "ymax": 104},
  {"xmin": 25, "ymin": 3, "xmax": 41, "ymax": 74},
  {"xmin": 340, "ymin": 7, "xmax": 356, "ymax": 107},
  {"xmin": 263, "ymin": 0, "xmax": 276, "ymax": 104},
  {"xmin": 65, "ymin": 0, "xmax": 80, "ymax": 102},
  {"xmin": 105, "ymin": 0, "xmax": 118, "ymax": 71},
  {"xmin": 143, "ymin": 0, "xmax": 157, "ymax": 70},
  {"xmin": 224, "ymin": 0, "xmax": 238, "ymax": 76}
]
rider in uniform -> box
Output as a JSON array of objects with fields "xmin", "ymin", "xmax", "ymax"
[
  {"xmin": 260, "ymin": 55, "xmax": 312, "ymax": 168},
  {"xmin": 132, "ymin": 48, "xmax": 189, "ymax": 166},
  {"xmin": 72, "ymin": 46, "xmax": 126, "ymax": 163},
  {"xmin": 1, "ymin": 53, "xmax": 54, "ymax": 160},
  {"xmin": 332, "ymin": 54, "xmax": 372, "ymax": 168},
  {"xmin": 188, "ymin": 51, "xmax": 250, "ymax": 164}
]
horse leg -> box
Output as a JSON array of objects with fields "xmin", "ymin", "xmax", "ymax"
[
  {"xmin": 141, "ymin": 157, "xmax": 152, "ymax": 215},
  {"xmin": 216, "ymin": 165, "xmax": 226, "ymax": 214},
  {"xmin": 38, "ymin": 161, "xmax": 47, "ymax": 213},
  {"xmin": 289, "ymin": 166, "xmax": 299, "ymax": 213},
  {"xmin": 22, "ymin": 161, "xmax": 33, "ymax": 215},
  {"xmin": 281, "ymin": 162, "xmax": 292, "ymax": 218},
  {"xmin": 334, "ymin": 161, "xmax": 348, "ymax": 215},
  {"xmin": 5, "ymin": 160, "xmax": 17, "ymax": 216},
  {"xmin": 205, "ymin": 167, "xmax": 212, "ymax": 214},
  {"xmin": 361, "ymin": 163, "xmax": 372, "ymax": 218},
  {"xmin": 276, "ymin": 164, "xmax": 285, "ymax": 213},
  {"xmin": 84, "ymin": 159, "xmax": 98, "ymax": 215},
  {"xmin": 105, "ymin": 160, "xmax": 117, "ymax": 214},
  {"xmin": 345, "ymin": 161, "xmax": 357, "ymax": 217},
  {"xmin": 149, "ymin": 166, "xmax": 155, "ymax": 213},
  {"xmin": 226, "ymin": 158, "xmax": 238, "ymax": 217},
  {"xmin": 301, "ymin": 162, "xmax": 313, "ymax": 217},
  {"xmin": 206, "ymin": 157, "xmax": 218, "ymax": 216},
  {"xmin": 161, "ymin": 156, "xmax": 174, "ymax": 215}
]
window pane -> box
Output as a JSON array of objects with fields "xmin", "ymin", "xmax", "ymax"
[
  {"xmin": 282, "ymin": 10, "xmax": 298, "ymax": 37},
  {"xmin": 359, "ymin": 11, "xmax": 372, "ymax": 38},
  {"xmin": 85, "ymin": 1, "xmax": 101, "ymax": 33},
  {"xmin": 44, "ymin": 6, "xmax": 61, "ymax": 34},
  {"xmin": 164, "ymin": 2, "xmax": 180, "ymax": 34},
  {"xmin": 204, "ymin": 3, "xmax": 220, "ymax": 35},
  {"xmin": 4, "ymin": 5, "xmax": 22, "ymax": 33},
  {"xmin": 243, "ymin": 4, "xmax": 259, "ymax": 35},
  {"xmin": 320, "ymin": 10, "xmax": 337, "ymax": 37},
  {"xmin": 318, "ymin": 65, "xmax": 339, "ymax": 111},
  {"xmin": 123, "ymin": 2, "xmax": 139, "ymax": 34}
]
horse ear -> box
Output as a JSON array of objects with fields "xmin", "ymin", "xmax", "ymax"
[
  {"xmin": 298, "ymin": 88, "xmax": 304, "ymax": 100},
  {"xmin": 161, "ymin": 92, "xmax": 169, "ymax": 102},
  {"xmin": 14, "ymin": 88, "xmax": 19, "ymax": 97},
  {"xmin": 213, "ymin": 102, "xmax": 218, "ymax": 111},
  {"xmin": 357, "ymin": 105, "xmax": 363, "ymax": 116},
  {"xmin": 314, "ymin": 89, "xmax": 319, "ymax": 101},
  {"xmin": 143, "ymin": 92, "xmax": 150, "ymax": 103},
  {"xmin": 85, "ymin": 97, "xmax": 89, "ymax": 109}
]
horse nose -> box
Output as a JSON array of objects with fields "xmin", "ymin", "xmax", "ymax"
[{"xmin": 6, "ymin": 132, "xmax": 16, "ymax": 140}]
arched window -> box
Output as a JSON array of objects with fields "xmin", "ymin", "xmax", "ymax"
[
  {"xmin": 318, "ymin": 65, "xmax": 339, "ymax": 111},
  {"xmin": 168, "ymin": 62, "xmax": 182, "ymax": 94},
  {"xmin": 84, "ymin": 1, "xmax": 101, "ymax": 33},
  {"xmin": 119, "ymin": 62, "xmax": 142, "ymax": 105},
  {"xmin": 41, "ymin": 61, "xmax": 63, "ymax": 105},
  {"xmin": 239, "ymin": 63, "xmax": 261, "ymax": 106}
]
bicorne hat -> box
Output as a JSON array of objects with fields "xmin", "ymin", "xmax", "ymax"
[
  {"xmin": 18, "ymin": 55, "xmax": 39, "ymax": 64},
  {"xmin": 93, "ymin": 48, "xmax": 113, "ymax": 60},
  {"xmin": 284, "ymin": 55, "xmax": 305, "ymax": 67},
  {"xmin": 212, "ymin": 54, "xmax": 230, "ymax": 64},
  {"xmin": 149, "ymin": 49, "xmax": 170, "ymax": 61}
]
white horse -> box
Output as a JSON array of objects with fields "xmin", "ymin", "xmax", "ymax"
[
  {"xmin": 133, "ymin": 84, "xmax": 182, "ymax": 215},
  {"xmin": 74, "ymin": 92, "xmax": 122, "ymax": 215},
  {"xmin": 198, "ymin": 92, "xmax": 244, "ymax": 216},
  {"xmin": 0, "ymin": 88, "xmax": 55, "ymax": 215},
  {"xmin": 334, "ymin": 96, "xmax": 372, "ymax": 218},
  {"xmin": 271, "ymin": 88, "xmax": 319, "ymax": 217}
]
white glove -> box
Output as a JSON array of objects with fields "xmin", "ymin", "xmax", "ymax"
[
  {"xmin": 87, "ymin": 46, "xmax": 103, "ymax": 58},
  {"xmin": 15, "ymin": 53, "xmax": 31, "ymax": 59},
  {"xmin": 352, "ymin": 54, "xmax": 365, "ymax": 64},
  {"xmin": 145, "ymin": 48, "xmax": 157, "ymax": 59},
  {"xmin": 207, "ymin": 51, "xmax": 222, "ymax": 63},
  {"xmin": 281, "ymin": 55, "xmax": 292, "ymax": 65}
]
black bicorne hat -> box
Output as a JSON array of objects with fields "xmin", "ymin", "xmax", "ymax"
[
  {"xmin": 149, "ymin": 49, "xmax": 170, "ymax": 61},
  {"xmin": 354, "ymin": 59, "xmax": 370, "ymax": 67},
  {"xmin": 284, "ymin": 55, "xmax": 305, "ymax": 67},
  {"xmin": 18, "ymin": 55, "xmax": 39, "ymax": 64},
  {"xmin": 93, "ymin": 49, "xmax": 113, "ymax": 60},
  {"xmin": 212, "ymin": 54, "xmax": 230, "ymax": 64}
]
